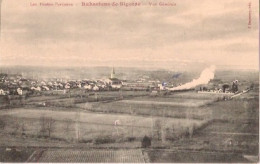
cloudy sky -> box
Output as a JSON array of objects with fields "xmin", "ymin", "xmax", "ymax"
[{"xmin": 0, "ymin": 0, "xmax": 259, "ymax": 70}]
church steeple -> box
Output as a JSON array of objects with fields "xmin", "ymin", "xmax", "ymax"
[{"xmin": 110, "ymin": 67, "xmax": 115, "ymax": 79}]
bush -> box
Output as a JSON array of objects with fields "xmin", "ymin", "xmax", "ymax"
[
  {"xmin": 93, "ymin": 135, "xmax": 116, "ymax": 144},
  {"xmin": 127, "ymin": 137, "xmax": 136, "ymax": 142},
  {"xmin": 79, "ymin": 139, "xmax": 93, "ymax": 143},
  {"xmin": 0, "ymin": 119, "xmax": 5, "ymax": 130},
  {"xmin": 141, "ymin": 135, "xmax": 151, "ymax": 148}
]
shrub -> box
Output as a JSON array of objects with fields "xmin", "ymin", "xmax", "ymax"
[
  {"xmin": 127, "ymin": 137, "xmax": 136, "ymax": 142},
  {"xmin": 93, "ymin": 135, "xmax": 116, "ymax": 144},
  {"xmin": 0, "ymin": 119, "xmax": 5, "ymax": 130},
  {"xmin": 79, "ymin": 139, "xmax": 93, "ymax": 143},
  {"xmin": 141, "ymin": 135, "xmax": 151, "ymax": 148}
]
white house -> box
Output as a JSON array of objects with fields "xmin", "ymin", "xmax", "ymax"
[
  {"xmin": 0, "ymin": 89, "xmax": 6, "ymax": 95},
  {"xmin": 17, "ymin": 88, "xmax": 23, "ymax": 95},
  {"xmin": 84, "ymin": 84, "xmax": 92, "ymax": 90},
  {"xmin": 93, "ymin": 85, "xmax": 99, "ymax": 91}
]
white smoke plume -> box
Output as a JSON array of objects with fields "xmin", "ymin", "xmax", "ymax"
[{"xmin": 170, "ymin": 65, "xmax": 216, "ymax": 91}]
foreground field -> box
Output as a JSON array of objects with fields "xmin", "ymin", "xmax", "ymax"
[
  {"xmin": 35, "ymin": 149, "xmax": 145, "ymax": 163},
  {"xmin": 0, "ymin": 108, "xmax": 203, "ymax": 141},
  {"xmin": 146, "ymin": 149, "xmax": 249, "ymax": 163},
  {"xmin": 0, "ymin": 147, "xmax": 34, "ymax": 162}
]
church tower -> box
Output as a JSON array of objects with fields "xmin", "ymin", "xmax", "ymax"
[{"xmin": 110, "ymin": 67, "xmax": 115, "ymax": 79}]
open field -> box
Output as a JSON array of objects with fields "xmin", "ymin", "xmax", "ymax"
[
  {"xmin": 40, "ymin": 90, "xmax": 149, "ymax": 100},
  {"xmin": 77, "ymin": 101, "xmax": 212, "ymax": 120},
  {"xmin": 145, "ymin": 149, "xmax": 249, "ymax": 163},
  {"xmin": 75, "ymin": 92, "xmax": 216, "ymax": 120},
  {"xmin": 167, "ymin": 88, "xmax": 259, "ymax": 155},
  {"xmin": 0, "ymin": 147, "xmax": 34, "ymax": 162},
  {"xmin": 201, "ymin": 121, "xmax": 258, "ymax": 134},
  {"xmin": 36, "ymin": 149, "xmax": 145, "ymax": 162},
  {"xmin": 210, "ymin": 98, "xmax": 259, "ymax": 121},
  {"xmin": 0, "ymin": 108, "xmax": 203, "ymax": 142},
  {"xmin": 165, "ymin": 91, "xmax": 227, "ymax": 100},
  {"xmin": 119, "ymin": 98, "xmax": 213, "ymax": 107},
  {"xmin": 24, "ymin": 90, "xmax": 149, "ymax": 109},
  {"xmin": 185, "ymin": 131, "xmax": 259, "ymax": 155}
]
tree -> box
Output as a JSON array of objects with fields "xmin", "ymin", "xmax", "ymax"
[
  {"xmin": 188, "ymin": 124, "xmax": 194, "ymax": 139},
  {"xmin": 64, "ymin": 119, "xmax": 72, "ymax": 134},
  {"xmin": 20, "ymin": 123, "xmax": 26, "ymax": 136},
  {"xmin": 130, "ymin": 107, "xmax": 135, "ymax": 137},
  {"xmin": 75, "ymin": 111, "xmax": 81, "ymax": 142},
  {"xmin": 164, "ymin": 127, "xmax": 171, "ymax": 140},
  {"xmin": 161, "ymin": 127, "xmax": 172, "ymax": 143},
  {"xmin": 231, "ymin": 81, "xmax": 238, "ymax": 93},
  {"xmin": 0, "ymin": 119, "xmax": 5, "ymax": 130},
  {"xmin": 222, "ymin": 84, "xmax": 229, "ymax": 93},
  {"xmin": 39, "ymin": 116, "xmax": 56, "ymax": 138},
  {"xmin": 141, "ymin": 135, "xmax": 151, "ymax": 148},
  {"xmin": 46, "ymin": 117, "xmax": 56, "ymax": 138},
  {"xmin": 64, "ymin": 119, "xmax": 73, "ymax": 140},
  {"xmin": 171, "ymin": 124, "xmax": 175, "ymax": 139},
  {"xmin": 39, "ymin": 116, "xmax": 47, "ymax": 137},
  {"xmin": 250, "ymin": 83, "xmax": 254, "ymax": 90},
  {"xmin": 13, "ymin": 122, "xmax": 20, "ymax": 135},
  {"xmin": 154, "ymin": 119, "xmax": 162, "ymax": 140}
]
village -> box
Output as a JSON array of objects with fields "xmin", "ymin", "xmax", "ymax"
[
  {"xmin": 0, "ymin": 67, "xmax": 246, "ymax": 97},
  {"xmin": 0, "ymin": 68, "xmax": 153, "ymax": 96}
]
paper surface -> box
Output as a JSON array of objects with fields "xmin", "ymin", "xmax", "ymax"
[{"xmin": 0, "ymin": 0, "xmax": 259, "ymax": 163}]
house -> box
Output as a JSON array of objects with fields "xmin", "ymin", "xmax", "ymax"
[
  {"xmin": 107, "ymin": 78, "xmax": 122, "ymax": 89},
  {"xmin": 93, "ymin": 85, "xmax": 99, "ymax": 91},
  {"xmin": 65, "ymin": 83, "xmax": 70, "ymax": 89},
  {"xmin": 41, "ymin": 81, "xmax": 47, "ymax": 86},
  {"xmin": 0, "ymin": 73, "xmax": 7, "ymax": 82},
  {"xmin": 0, "ymin": 89, "xmax": 6, "ymax": 95},
  {"xmin": 158, "ymin": 82, "xmax": 167, "ymax": 90},
  {"xmin": 77, "ymin": 82, "xmax": 82, "ymax": 88},
  {"xmin": 83, "ymin": 84, "xmax": 92, "ymax": 90},
  {"xmin": 17, "ymin": 88, "xmax": 23, "ymax": 95},
  {"xmin": 42, "ymin": 86, "xmax": 50, "ymax": 91},
  {"xmin": 31, "ymin": 86, "xmax": 41, "ymax": 91}
]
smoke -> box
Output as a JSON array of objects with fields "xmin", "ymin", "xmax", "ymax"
[{"xmin": 170, "ymin": 65, "xmax": 216, "ymax": 91}]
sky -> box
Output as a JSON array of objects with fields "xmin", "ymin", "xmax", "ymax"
[{"xmin": 0, "ymin": 0, "xmax": 259, "ymax": 70}]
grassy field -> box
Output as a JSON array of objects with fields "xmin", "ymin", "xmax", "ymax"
[
  {"xmin": 210, "ymin": 97, "xmax": 259, "ymax": 121},
  {"xmin": 165, "ymin": 91, "xmax": 226, "ymax": 100},
  {"xmin": 25, "ymin": 91, "xmax": 221, "ymax": 121},
  {"xmin": 0, "ymin": 147, "xmax": 34, "ymax": 162},
  {"xmin": 25, "ymin": 90, "xmax": 149, "ymax": 109},
  {"xmin": 77, "ymin": 101, "xmax": 212, "ymax": 120},
  {"xmin": 41, "ymin": 90, "xmax": 149, "ymax": 99},
  {"xmin": 119, "ymin": 98, "xmax": 213, "ymax": 107},
  {"xmin": 75, "ymin": 91, "xmax": 216, "ymax": 120},
  {"xmin": 167, "ymin": 87, "xmax": 259, "ymax": 155},
  {"xmin": 201, "ymin": 121, "xmax": 258, "ymax": 134},
  {"xmin": 145, "ymin": 149, "xmax": 249, "ymax": 163},
  {"xmin": 36, "ymin": 149, "xmax": 145, "ymax": 162},
  {"xmin": 0, "ymin": 108, "xmax": 203, "ymax": 142}
]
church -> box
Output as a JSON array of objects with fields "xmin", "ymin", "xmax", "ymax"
[{"xmin": 106, "ymin": 67, "xmax": 122, "ymax": 89}]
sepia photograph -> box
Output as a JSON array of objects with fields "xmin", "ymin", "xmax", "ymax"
[{"xmin": 0, "ymin": 0, "xmax": 259, "ymax": 163}]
